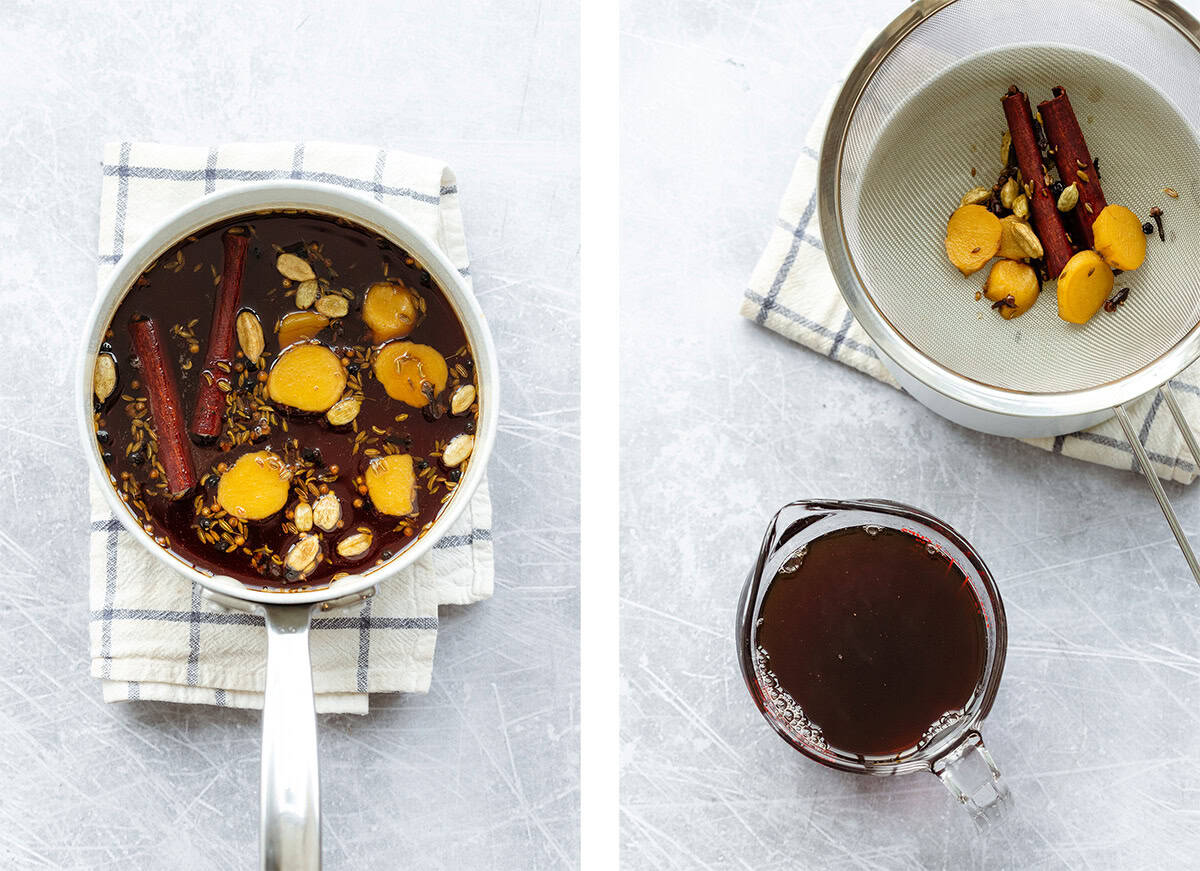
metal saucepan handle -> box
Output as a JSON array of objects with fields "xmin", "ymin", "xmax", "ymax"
[
  {"xmin": 1114, "ymin": 384, "xmax": 1200, "ymax": 589},
  {"xmin": 260, "ymin": 604, "xmax": 321, "ymax": 870}
]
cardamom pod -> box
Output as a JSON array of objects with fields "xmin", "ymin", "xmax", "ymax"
[
  {"xmin": 94, "ymin": 353, "xmax": 118, "ymax": 403},
  {"xmin": 1012, "ymin": 193, "xmax": 1029, "ymax": 221},
  {"xmin": 999, "ymin": 177, "xmax": 1018, "ymax": 210},
  {"xmin": 960, "ymin": 186, "xmax": 992, "ymax": 207},
  {"xmin": 276, "ymin": 253, "xmax": 315, "ymax": 282},
  {"xmin": 1057, "ymin": 183, "xmax": 1079, "ymax": 213},
  {"xmin": 235, "ymin": 310, "xmax": 265, "ymax": 364},
  {"xmin": 1011, "ymin": 221, "xmax": 1044, "ymax": 260}
]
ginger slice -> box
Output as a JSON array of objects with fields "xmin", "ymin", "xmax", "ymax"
[
  {"xmin": 362, "ymin": 281, "xmax": 425, "ymax": 341},
  {"xmin": 945, "ymin": 205, "xmax": 1001, "ymax": 276},
  {"xmin": 373, "ymin": 341, "xmax": 448, "ymax": 407},
  {"xmin": 365, "ymin": 454, "xmax": 419, "ymax": 517},
  {"xmin": 267, "ymin": 342, "xmax": 347, "ymax": 412},
  {"xmin": 277, "ymin": 310, "xmax": 330, "ymax": 349},
  {"xmin": 1057, "ymin": 250, "xmax": 1114, "ymax": 324},
  {"xmin": 1092, "ymin": 204, "xmax": 1147, "ymax": 271},
  {"xmin": 983, "ymin": 260, "xmax": 1039, "ymax": 320},
  {"xmin": 217, "ymin": 451, "xmax": 292, "ymax": 520}
]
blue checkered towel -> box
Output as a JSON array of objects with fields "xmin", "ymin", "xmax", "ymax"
[
  {"xmin": 89, "ymin": 142, "xmax": 494, "ymax": 714},
  {"xmin": 739, "ymin": 84, "xmax": 1200, "ymax": 485}
]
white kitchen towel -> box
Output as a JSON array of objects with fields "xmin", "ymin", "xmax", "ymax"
[
  {"xmin": 89, "ymin": 141, "xmax": 494, "ymax": 714},
  {"xmin": 739, "ymin": 82, "xmax": 1200, "ymax": 485}
]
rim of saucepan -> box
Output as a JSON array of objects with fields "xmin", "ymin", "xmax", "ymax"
[
  {"xmin": 77, "ymin": 181, "xmax": 499, "ymax": 607},
  {"xmin": 738, "ymin": 499, "xmax": 1007, "ymax": 776},
  {"xmin": 818, "ymin": 0, "xmax": 1200, "ymax": 421}
]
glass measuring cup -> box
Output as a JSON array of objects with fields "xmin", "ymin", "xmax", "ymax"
[{"xmin": 736, "ymin": 499, "xmax": 1011, "ymax": 823}]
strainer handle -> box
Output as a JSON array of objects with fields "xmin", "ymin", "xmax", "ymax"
[{"xmin": 1114, "ymin": 394, "xmax": 1200, "ymax": 588}]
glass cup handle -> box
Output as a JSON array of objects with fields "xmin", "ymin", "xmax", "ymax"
[{"xmin": 930, "ymin": 730, "xmax": 1011, "ymax": 826}]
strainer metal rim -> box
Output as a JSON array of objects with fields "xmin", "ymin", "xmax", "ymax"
[{"xmin": 818, "ymin": 0, "xmax": 1200, "ymax": 420}]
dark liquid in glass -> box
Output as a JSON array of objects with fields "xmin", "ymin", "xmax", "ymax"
[{"xmin": 754, "ymin": 525, "xmax": 987, "ymax": 756}]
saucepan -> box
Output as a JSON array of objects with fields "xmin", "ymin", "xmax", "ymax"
[
  {"xmin": 76, "ymin": 181, "xmax": 499, "ymax": 869},
  {"xmin": 819, "ymin": 0, "xmax": 1200, "ymax": 584}
]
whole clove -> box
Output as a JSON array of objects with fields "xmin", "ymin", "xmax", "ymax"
[
  {"xmin": 1103, "ymin": 287, "xmax": 1130, "ymax": 313},
  {"xmin": 1150, "ymin": 207, "xmax": 1165, "ymax": 242},
  {"xmin": 991, "ymin": 294, "xmax": 1017, "ymax": 311}
]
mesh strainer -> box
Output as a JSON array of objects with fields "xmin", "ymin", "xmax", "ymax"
[{"xmin": 819, "ymin": 0, "xmax": 1200, "ymax": 584}]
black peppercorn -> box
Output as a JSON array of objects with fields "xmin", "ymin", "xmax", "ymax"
[
  {"xmin": 448, "ymin": 469, "xmax": 461, "ymax": 482},
  {"xmin": 128, "ymin": 449, "xmax": 145, "ymax": 466},
  {"xmin": 1050, "ymin": 180, "xmax": 1064, "ymax": 198},
  {"xmin": 100, "ymin": 341, "xmax": 113, "ymax": 353},
  {"xmin": 416, "ymin": 458, "xmax": 429, "ymax": 471},
  {"xmin": 101, "ymin": 451, "xmax": 113, "ymax": 464},
  {"xmin": 203, "ymin": 473, "xmax": 220, "ymax": 488},
  {"xmin": 465, "ymin": 421, "xmax": 475, "ymax": 434},
  {"xmin": 381, "ymin": 550, "xmax": 393, "ymax": 560},
  {"xmin": 199, "ymin": 518, "xmax": 213, "ymax": 531},
  {"xmin": 96, "ymin": 429, "xmax": 112, "ymax": 446},
  {"xmin": 301, "ymin": 446, "xmax": 324, "ymax": 466},
  {"xmin": 347, "ymin": 363, "xmax": 360, "ymax": 375},
  {"xmin": 1143, "ymin": 221, "xmax": 1154, "ymax": 235}
]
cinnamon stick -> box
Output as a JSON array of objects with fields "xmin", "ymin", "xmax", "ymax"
[
  {"xmin": 190, "ymin": 230, "xmax": 250, "ymax": 441},
  {"xmin": 128, "ymin": 315, "xmax": 198, "ymax": 498},
  {"xmin": 1038, "ymin": 86, "xmax": 1106, "ymax": 248},
  {"xmin": 1001, "ymin": 86, "xmax": 1076, "ymax": 277}
]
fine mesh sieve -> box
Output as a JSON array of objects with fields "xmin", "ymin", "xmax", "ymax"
[
  {"xmin": 855, "ymin": 47, "xmax": 1200, "ymax": 393},
  {"xmin": 819, "ymin": 0, "xmax": 1200, "ymax": 585}
]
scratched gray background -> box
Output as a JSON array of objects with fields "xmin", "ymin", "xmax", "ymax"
[
  {"xmin": 0, "ymin": 1, "xmax": 578, "ymax": 868},
  {"xmin": 621, "ymin": 1, "xmax": 1200, "ymax": 868}
]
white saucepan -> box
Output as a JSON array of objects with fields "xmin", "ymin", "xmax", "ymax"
[{"xmin": 77, "ymin": 181, "xmax": 499, "ymax": 870}]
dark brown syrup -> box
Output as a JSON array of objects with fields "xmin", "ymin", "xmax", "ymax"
[
  {"xmin": 93, "ymin": 211, "xmax": 477, "ymax": 590},
  {"xmin": 754, "ymin": 526, "xmax": 987, "ymax": 756}
]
